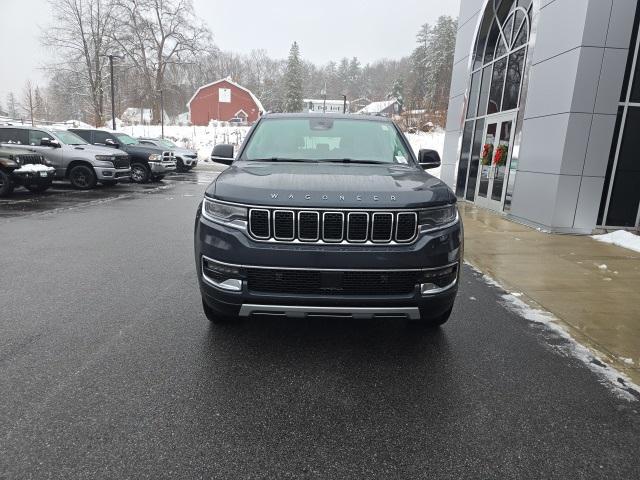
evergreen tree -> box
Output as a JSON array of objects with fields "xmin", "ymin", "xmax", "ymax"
[
  {"xmin": 389, "ymin": 78, "xmax": 405, "ymax": 111},
  {"xmin": 284, "ymin": 42, "xmax": 304, "ymax": 112}
]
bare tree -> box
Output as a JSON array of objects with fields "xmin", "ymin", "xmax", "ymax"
[
  {"xmin": 22, "ymin": 81, "xmax": 36, "ymax": 126},
  {"xmin": 6, "ymin": 92, "xmax": 19, "ymax": 119},
  {"xmin": 42, "ymin": 0, "xmax": 117, "ymax": 126},
  {"xmin": 111, "ymin": 0, "xmax": 211, "ymax": 122}
]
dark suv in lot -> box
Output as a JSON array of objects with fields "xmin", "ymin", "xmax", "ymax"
[
  {"xmin": 69, "ymin": 129, "xmax": 176, "ymax": 183},
  {"xmin": 195, "ymin": 114, "xmax": 462, "ymax": 326},
  {"xmin": 0, "ymin": 146, "xmax": 54, "ymax": 197}
]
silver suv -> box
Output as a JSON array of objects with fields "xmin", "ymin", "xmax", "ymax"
[{"xmin": 0, "ymin": 126, "xmax": 131, "ymax": 189}]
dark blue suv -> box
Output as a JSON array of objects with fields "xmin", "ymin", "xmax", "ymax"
[{"xmin": 195, "ymin": 114, "xmax": 463, "ymax": 326}]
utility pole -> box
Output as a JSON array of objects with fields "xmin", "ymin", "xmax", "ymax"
[
  {"xmin": 342, "ymin": 95, "xmax": 347, "ymax": 114},
  {"xmin": 157, "ymin": 89, "xmax": 164, "ymax": 138}
]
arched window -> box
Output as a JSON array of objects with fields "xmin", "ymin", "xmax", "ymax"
[{"xmin": 456, "ymin": 0, "xmax": 533, "ymax": 206}]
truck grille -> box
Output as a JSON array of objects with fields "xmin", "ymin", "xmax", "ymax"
[
  {"xmin": 246, "ymin": 268, "xmax": 420, "ymax": 295},
  {"xmin": 113, "ymin": 156, "xmax": 130, "ymax": 169},
  {"xmin": 248, "ymin": 209, "xmax": 418, "ymax": 244},
  {"xmin": 17, "ymin": 154, "xmax": 45, "ymax": 165}
]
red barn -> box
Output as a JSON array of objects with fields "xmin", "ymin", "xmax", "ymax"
[{"xmin": 187, "ymin": 77, "xmax": 265, "ymax": 126}]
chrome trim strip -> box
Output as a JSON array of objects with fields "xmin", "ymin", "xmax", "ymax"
[
  {"xmin": 297, "ymin": 210, "xmax": 320, "ymax": 241},
  {"xmin": 371, "ymin": 212, "xmax": 393, "ymax": 243},
  {"xmin": 273, "ymin": 210, "xmax": 295, "ymax": 241},
  {"xmin": 238, "ymin": 304, "xmax": 421, "ymax": 320},
  {"xmin": 420, "ymin": 278, "xmax": 458, "ymax": 296},
  {"xmin": 395, "ymin": 212, "xmax": 418, "ymax": 243},
  {"xmin": 322, "ymin": 211, "xmax": 344, "ymax": 242},
  {"xmin": 202, "ymin": 254, "xmax": 459, "ymax": 273},
  {"xmin": 208, "ymin": 197, "xmax": 456, "ymax": 213},
  {"xmin": 200, "ymin": 257, "xmax": 243, "ymax": 292},
  {"xmin": 249, "ymin": 208, "xmax": 271, "ymax": 239},
  {"xmin": 346, "ymin": 212, "xmax": 369, "ymax": 243}
]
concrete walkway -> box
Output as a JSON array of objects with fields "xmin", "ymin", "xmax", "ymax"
[{"xmin": 460, "ymin": 203, "xmax": 640, "ymax": 384}]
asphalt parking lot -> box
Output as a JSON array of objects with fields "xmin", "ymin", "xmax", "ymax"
[{"xmin": 1, "ymin": 170, "xmax": 639, "ymax": 479}]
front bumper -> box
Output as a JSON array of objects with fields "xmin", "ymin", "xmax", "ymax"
[
  {"xmin": 195, "ymin": 211, "xmax": 463, "ymax": 320},
  {"xmin": 150, "ymin": 161, "xmax": 176, "ymax": 174},
  {"xmin": 12, "ymin": 169, "xmax": 55, "ymax": 187},
  {"xmin": 182, "ymin": 156, "xmax": 198, "ymax": 167},
  {"xmin": 96, "ymin": 167, "xmax": 131, "ymax": 181}
]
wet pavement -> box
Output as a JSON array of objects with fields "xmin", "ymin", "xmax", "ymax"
[
  {"xmin": 460, "ymin": 203, "xmax": 640, "ymax": 384},
  {"xmin": 1, "ymin": 172, "xmax": 639, "ymax": 478}
]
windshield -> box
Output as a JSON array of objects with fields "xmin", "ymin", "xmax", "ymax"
[
  {"xmin": 158, "ymin": 139, "xmax": 177, "ymax": 149},
  {"xmin": 241, "ymin": 118, "xmax": 412, "ymax": 164},
  {"xmin": 114, "ymin": 133, "xmax": 139, "ymax": 145},
  {"xmin": 54, "ymin": 130, "xmax": 88, "ymax": 146}
]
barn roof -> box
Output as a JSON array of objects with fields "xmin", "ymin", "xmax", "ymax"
[{"xmin": 186, "ymin": 76, "xmax": 265, "ymax": 113}]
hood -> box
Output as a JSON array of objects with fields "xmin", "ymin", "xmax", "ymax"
[
  {"xmin": 174, "ymin": 146, "xmax": 197, "ymax": 156},
  {"xmin": 121, "ymin": 144, "xmax": 168, "ymax": 155},
  {"xmin": 70, "ymin": 144, "xmax": 128, "ymax": 156},
  {"xmin": 207, "ymin": 161, "xmax": 454, "ymax": 208}
]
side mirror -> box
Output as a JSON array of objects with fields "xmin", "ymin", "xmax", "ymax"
[
  {"xmin": 105, "ymin": 138, "xmax": 119, "ymax": 148},
  {"xmin": 211, "ymin": 144, "xmax": 234, "ymax": 165},
  {"xmin": 418, "ymin": 149, "xmax": 441, "ymax": 170},
  {"xmin": 40, "ymin": 137, "xmax": 60, "ymax": 148}
]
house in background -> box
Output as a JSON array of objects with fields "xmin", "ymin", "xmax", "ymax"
[
  {"xmin": 187, "ymin": 77, "xmax": 265, "ymax": 126},
  {"xmin": 303, "ymin": 99, "xmax": 349, "ymax": 114},
  {"xmin": 442, "ymin": 0, "xmax": 640, "ymax": 234},
  {"xmin": 349, "ymin": 97, "xmax": 371, "ymax": 113},
  {"xmin": 357, "ymin": 98, "xmax": 401, "ymax": 117}
]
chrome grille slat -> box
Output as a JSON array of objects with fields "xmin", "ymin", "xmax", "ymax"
[{"xmin": 248, "ymin": 209, "xmax": 418, "ymax": 244}]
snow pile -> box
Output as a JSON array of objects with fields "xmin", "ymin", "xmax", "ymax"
[
  {"xmin": 468, "ymin": 262, "xmax": 640, "ymax": 401},
  {"xmin": 14, "ymin": 164, "xmax": 54, "ymax": 173},
  {"xmin": 592, "ymin": 230, "xmax": 640, "ymax": 254},
  {"xmin": 405, "ymin": 130, "xmax": 446, "ymax": 179}
]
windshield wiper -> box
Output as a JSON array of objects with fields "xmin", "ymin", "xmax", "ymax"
[
  {"xmin": 251, "ymin": 157, "xmax": 317, "ymax": 163},
  {"xmin": 323, "ymin": 158, "xmax": 388, "ymax": 165}
]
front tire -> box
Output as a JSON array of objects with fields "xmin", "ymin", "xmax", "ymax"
[
  {"xmin": 130, "ymin": 163, "xmax": 150, "ymax": 183},
  {"xmin": 202, "ymin": 299, "xmax": 237, "ymax": 324},
  {"xmin": 0, "ymin": 169, "xmax": 15, "ymax": 197},
  {"xmin": 175, "ymin": 158, "xmax": 187, "ymax": 172},
  {"xmin": 25, "ymin": 184, "xmax": 51, "ymax": 193},
  {"xmin": 69, "ymin": 165, "xmax": 97, "ymax": 190}
]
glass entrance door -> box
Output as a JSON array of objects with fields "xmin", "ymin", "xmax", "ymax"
[{"xmin": 475, "ymin": 114, "xmax": 515, "ymax": 211}]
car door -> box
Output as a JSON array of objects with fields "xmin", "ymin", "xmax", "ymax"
[{"xmin": 28, "ymin": 129, "xmax": 65, "ymax": 178}]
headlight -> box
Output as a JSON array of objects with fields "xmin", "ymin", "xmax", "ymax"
[
  {"xmin": 418, "ymin": 204, "xmax": 458, "ymax": 229},
  {"xmin": 95, "ymin": 155, "xmax": 115, "ymax": 167},
  {"xmin": 14, "ymin": 156, "xmax": 21, "ymax": 164},
  {"xmin": 202, "ymin": 198, "xmax": 248, "ymax": 223},
  {"xmin": 149, "ymin": 154, "xmax": 162, "ymax": 161}
]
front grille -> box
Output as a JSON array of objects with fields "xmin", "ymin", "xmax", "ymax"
[
  {"xmin": 246, "ymin": 268, "xmax": 420, "ymax": 295},
  {"xmin": 17, "ymin": 154, "xmax": 45, "ymax": 165},
  {"xmin": 113, "ymin": 156, "xmax": 130, "ymax": 169},
  {"xmin": 248, "ymin": 208, "xmax": 418, "ymax": 244}
]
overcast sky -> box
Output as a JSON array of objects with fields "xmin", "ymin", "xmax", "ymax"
[{"xmin": 0, "ymin": 0, "xmax": 460, "ymax": 103}]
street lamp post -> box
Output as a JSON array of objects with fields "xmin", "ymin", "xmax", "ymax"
[{"xmin": 103, "ymin": 53, "xmax": 124, "ymax": 130}]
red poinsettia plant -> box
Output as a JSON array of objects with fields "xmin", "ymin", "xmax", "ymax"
[
  {"xmin": 481, "ymin": 143, "xmax": 493, "ymax": 166},
  {"xmin": 493, "ymin": 144, "xmax": 509, "ymax": 166}
]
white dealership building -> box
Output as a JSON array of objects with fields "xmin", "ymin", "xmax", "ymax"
[{"xmin": 442, "ymin": 0, "xmax": 640, "ymax": 233}]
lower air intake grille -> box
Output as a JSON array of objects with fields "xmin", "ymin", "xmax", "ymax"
[{"xmin": 246, "ymin": 268, "xmax": 420, "ymax": 295}]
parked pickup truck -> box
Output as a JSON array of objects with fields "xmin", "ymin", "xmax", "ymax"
[
  {"xmin": 0, "ymin": 146, "xmax": 54, "ymax": 197},
  {"xmin": 69, "ymin": 129, "xmax": 176, "ymax": 183},
  {"xmin": 195, "ymin": 113, "xmax": 462, "ymax": 326},
  {"xmin": 138, "ymin": 137, "xmax": 198, "ymax": 172},
  {"xmin": 0, "ymin": 126, "xmax": 131, "ymax": 189}
]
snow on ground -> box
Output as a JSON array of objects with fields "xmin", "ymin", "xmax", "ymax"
[
  {"xmin": 405, "ymin": 130, "xmax": 445, "ymax": 179},
  {"xmin": 592, "ymin": 230, "xmax": 640, "ymax": 254},
  {"xmin": 467, "ymin": 262, "xmax": 640, "ymax": 401},
  {"xmin": 123, "ymin": 124, "xmax": 251, "ymax": 161}
]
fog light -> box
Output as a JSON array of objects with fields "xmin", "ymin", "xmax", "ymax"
[
  {"xmin": 202, "ymin": 257, "xmax": 244, "ymax": 292},
  {"xmin": 102, "ymin": 170, "xmax": 113, "ymax": 177},
  {"xmin": 420, "ymin": 265, "xmax": 458, "ymax": 295}
]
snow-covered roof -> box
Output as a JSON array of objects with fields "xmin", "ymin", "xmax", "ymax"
[
  {"xmin": 187, "ymin": 76, "xmax": 265, "ymax": 113},
  {"xmin": 357, "ymin": 99, "xmax": 398, "ymax": 114}
]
